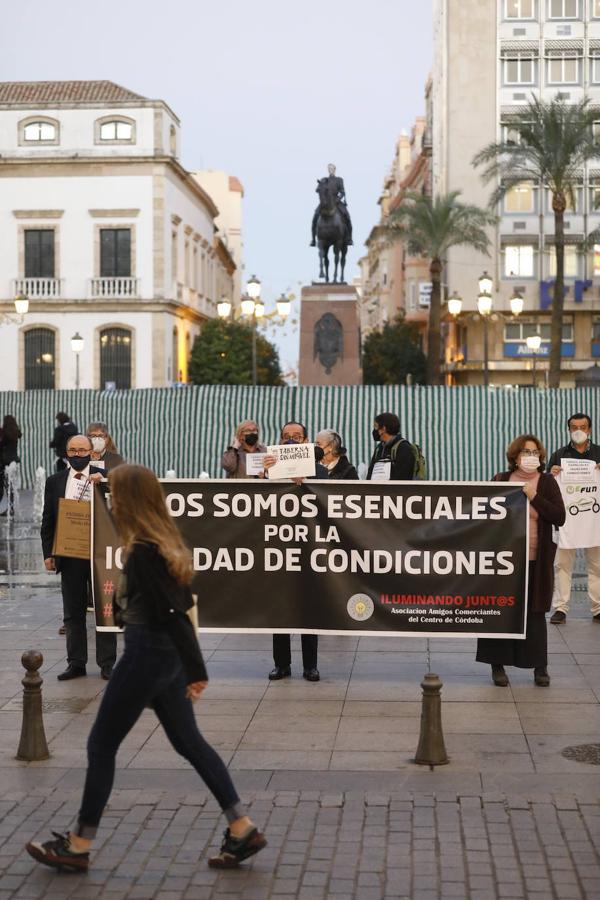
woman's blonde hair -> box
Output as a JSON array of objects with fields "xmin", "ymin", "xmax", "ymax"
[{"xmin": 109, "ymin": 464, "xmax": 192, "ymax": 585}]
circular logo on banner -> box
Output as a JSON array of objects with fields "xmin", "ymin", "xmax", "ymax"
[{"xmin": 347, "ymin": 594, "xmax": 374, "ymax": 622}]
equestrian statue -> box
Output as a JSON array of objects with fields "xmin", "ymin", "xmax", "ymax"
[{"xmin": 310, "ymin": 163, "xmax": 353, "ymax": 284}]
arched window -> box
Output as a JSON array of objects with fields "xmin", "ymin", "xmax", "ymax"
[
  {"xmin": 20, "ymin": 118, "xmax": 59, "ymax": 144},
  {"xmin": 100, "ymin": 327, "xmax": 132, "ymax": 390},
  {"xmin": 24, "ymin": 328, "xmax": 55, "ymax": 390},
  {"xmin": 99, "ymin": 120, "xmax": 133, "ymax": 141}
]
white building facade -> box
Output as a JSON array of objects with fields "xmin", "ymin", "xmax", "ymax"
[
  {"xmin": 433, "ymin": 0, "xmax": 600, "ymax": 385},
  {"xmin": 0, "ymin": 80, "xmax": 236, "ymax": 390}
]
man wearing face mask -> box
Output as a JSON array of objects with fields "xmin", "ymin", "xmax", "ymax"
[
  {"xmin": 548, "ymin": 413, "xmax": 600, "ymax": 625},
  {"xmin": 86, "ymin": 423, "xmax": 124, "ymax": 473},
  {"xmin": 263, "ymin": 421, "xmax": 327, "ymax": 681},
  {"xmin": 41, "ymin": 435, "xmax": 117, "ymax": 681},
  {"xmin": 367, "ymin": 413, "xmax": 417, "ymax": 482},
  {"xmin": 221, "ymin": 420, "xmax": 267, "ymax": 479}
]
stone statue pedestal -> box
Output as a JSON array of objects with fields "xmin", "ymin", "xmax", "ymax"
[{"xmin": 298, "ymin": 284, "xmax": 362, "ymax": 386}]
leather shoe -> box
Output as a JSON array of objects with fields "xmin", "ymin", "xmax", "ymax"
[
  {"xmin": 534, "ymin": 667, "xmax": 550, "ymax": 687},
  {"xmin": 268, "ymin": 666, "xmax": 291, "ymax": 681},
  {"xmin": 57, "ymin": 666, "xmax": 86, "ymax": 681},
  {"xmin": 550, "ymin": 610, "xmax": 566, "ymax": 624},
  {"xmin": 593, "ymin": 613, "xmax": 600, "ymax": 623},
  {"xmin": 491, "ymin": 665, "xmax": 508, "ymax": 687},
  {"xmin": 100, "ymin": 666, "xmax": 113, "ymax": 681},
  {"xmin": 303, "ymin": 668, "xmax": 320, "ymax": 682}
]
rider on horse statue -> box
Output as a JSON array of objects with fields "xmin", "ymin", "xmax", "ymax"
[{"xmin": 310, "ymin": 163, "xmax": 353, "ymax": 247}]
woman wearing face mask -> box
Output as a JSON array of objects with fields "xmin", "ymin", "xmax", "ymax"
[
  {"xmin": 476, "ymin": 435, "xmax": 565, "ymax": 687},
  {"xmin": 315, "ymin": 430, "xmax": 358, "ymax": 480},
  {"xmin": 86, "ymin": 423, "xmax": 124, "ymax": 473},
  {"xmin": 221, "ymin": 420, "xmax": 266, "ymax": 479}
]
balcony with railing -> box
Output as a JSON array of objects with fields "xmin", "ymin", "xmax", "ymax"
[
  {"xmin": 13, "ymin": 277, "xmax": 62, "ymax": 299},
  {"xmin": 90, "ymin": 277, "xmax": 140, "ymax": 299}
]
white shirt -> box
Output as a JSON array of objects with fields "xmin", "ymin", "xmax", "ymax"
[{"xmin": 65, "ymin": 465, "xmax": 92, "ymax": 502}]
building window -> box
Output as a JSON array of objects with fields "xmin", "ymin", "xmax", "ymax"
[
  {"xmin": 546, "ymin": 187, "xmax": 580, "ymax": 213},
  {"xmin": 24, "ymin": 328, "xmax": 55, "ymax": 390},
  {"xmin": 24, "ymin": 230, "xmax": 55, "ymax": 278},
  {"xmin": 594, "ymin": 0, "xmax": 600, "ymax": 17},
  {"xmin": 172, "ymin": 327, "xmax": 179, "ymax": 382},
  {"xmin": 504, "ymin": 320, "xmax": 573, "ymax": 342},
  {"xmin": 99, "ymin": 120, "xmax": 133, "ymax": 141},
  {"xmin": 100, "ymin": 328, "xmax": 132, "ymax": 390},
  {"xmin": 548, "ymin": 54, "xmax": 580, "ymax": 85},
  {"xmin": 504, "ymin": 245, "xmax": 535, "ymax": 278},
  {"xmin": 23, "ymin": 121, "xmax": 57, "ymax": 142},
  {"xmin": 592, "ymin": 318, "xmax": 600, "ymax": 341},
  {"xmin": 591, "ymin": 55, "xmax": 600, "ymax": 84},
  {"xmin": 506, "ymin": 0, "xmax": 535, "ymax": 17},
  {"xmin": 100, "ymin": 229, "xmax": 131, "ymax": 277},
  {"xmin": 548, "ymin": 245, "xmax": 579, "ymax": 278},
  {"xmin": 505, "ymin": 183, "xmax": 535, "ymax": 213},
  {"xmin": 504, "ymin": 57, "xmax": 536, "ymax": 85},
  {"xmin": 548, "ymin": 0, "xmax": 579, "ymax": 17}
]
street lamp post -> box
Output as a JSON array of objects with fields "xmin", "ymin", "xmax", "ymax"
[
  {"xmin": 70, "ymin": 332, "xmax": 84, "ymax": 389},
  {"xmin": 217, "ymin": 278, "xmax": 291, "ymax": 386},
  {"xmin": 526, "ymin": 333, "xmax": 542, "ymax": 387},
  {"xmin": 1, "ymin": 294, "xmax": 29, "ymax": 326},
  {"xmin": 477, "ymin": 272, "xmax": 493, "ymax": 388}
]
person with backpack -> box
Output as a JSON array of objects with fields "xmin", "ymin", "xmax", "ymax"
[{"xmin": 366, "ymin": 413, "xmax": 426, "ymax": 481}]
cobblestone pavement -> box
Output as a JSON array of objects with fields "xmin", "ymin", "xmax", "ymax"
[
  {"xmin": 0, "ymin": 502, "xmax": 599, "ymax": 898},
  {"xmin": 0, "ymin": 787, "xmax": 599, "ymax": 899}
]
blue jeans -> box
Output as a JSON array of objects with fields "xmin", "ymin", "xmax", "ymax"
[{"xmin": 76, "ymin": 625, "xmax": 242, "ymax": 837}]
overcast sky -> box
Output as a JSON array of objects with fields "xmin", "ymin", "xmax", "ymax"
[{"xmin": 2, "ymin": 0, "xmax": 433, "ymax": 375}]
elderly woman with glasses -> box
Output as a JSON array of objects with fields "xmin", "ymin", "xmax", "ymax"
[{"xmin": 476, "ymin": 434, "xmax": 565, "ymax": 687}]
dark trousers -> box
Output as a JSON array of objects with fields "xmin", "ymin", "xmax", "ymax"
[
  {"xmin": 77, "ymin": 625, "xmax": 240, "ymax": 837},
  {"xmin": 60, "ymin": 558, "xmax": 116, "ymax": 670},
  {"xmin": 273, "ymin": 633, "xmax": 318, "ymax": 670}
]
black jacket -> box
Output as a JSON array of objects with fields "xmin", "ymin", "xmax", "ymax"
[
  {"xmin": 40, "ymin": 466, "xmax": 103, "ymax": 563},
  {"xmin": 0, "ymin": 433, "xmax": 20, "ymax": 466},
  {"xmin": 548, "ymin": 441, "xmax": 600, "ymax": 470},
  {"xmin": 328, "ymin": 455, "xmax": 359, "ymax": 480},
  {"xmin": 50, "ymin": 421, "xmax": 78, "ymax": 459},
  {"xmin": 115, "ymin": 542, "xmax": 208, "ymax": 684},
  {"xmin": 367, "ymin": 435, "xmax": 415, "ymax": 480}
]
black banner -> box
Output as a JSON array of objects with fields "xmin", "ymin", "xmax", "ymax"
[{"xmin": 92, "ymin": 480, "xmax": 529, "ymax": 638}]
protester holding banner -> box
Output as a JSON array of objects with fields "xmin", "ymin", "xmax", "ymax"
[
  {"xmin": 28, "ymin": 463, "xmax": 267, "ymax": 874},
  {"xmin": 476, "ymin": 435, "xmax": 565, "ymax": 687},
  {"xmin": 41, "ymin": 434, "xmax": 117, "ymax": 681},
  {"xmin": 315, "ymin": 430, "xmax": 358, "ymax": 480},
  {"xmin": 548, "ymin": 413, "xmax": 600, "ymax": 625},
  {"xmin": 86, "ymin": 422, "xmax": 125, "ymax": 473},
  {"xmin": 221, "ymin": 420, "xmax": 267, "ymax": 479},
  {"xmin": 264, "ymin": 421, "xmax": 325, "ymax": 681},
  {"xmin": 367, "ymin": 413, "xmax": 420, "ymax": 481}
]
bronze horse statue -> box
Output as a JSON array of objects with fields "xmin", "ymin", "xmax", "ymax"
[{"xmin": 315, "ymin": 179, "xmax": 350, "ymax": 284}]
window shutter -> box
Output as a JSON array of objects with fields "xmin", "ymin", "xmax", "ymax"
[
  {"xmin": 24, "ymin": 230, "xmax": 54, "ymax": 278},
  {"xmin": 116, "ymin": 229, "xmax": 131, "ymax": 276},
  {"xmin": 100, "ymin": 229, "xmax": 131, "ymax": 277}
]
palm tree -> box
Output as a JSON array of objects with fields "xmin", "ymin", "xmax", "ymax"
[
  {"xmin": 383, "ymin": 191, "xmax": 495, "ymax": 385},
  {"xmin": 473, "ymin": 96, "xmax": 600, "ymax": 388}
]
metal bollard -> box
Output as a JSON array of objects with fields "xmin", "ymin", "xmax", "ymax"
[
  {"xmin": 413, "ymin": 672, "xmax": 449, "ymax": 768},
  {"xmin": 16, "ymin": 650, "xmax": 50, "ymax": 761}
]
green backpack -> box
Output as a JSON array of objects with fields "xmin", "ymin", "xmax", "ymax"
[{"xmin": 390, "ymin": 438, "xmax": 427, "ymax": 480}]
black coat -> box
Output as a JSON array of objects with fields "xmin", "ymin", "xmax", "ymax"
[
  {"xmin": 40, "ymin": 466, "xmax": 103, "ymax": 565},
  {"xmin": 50, "ymin": 421, "xmax": 78, "ymax": 459},
  {"xmin": 367, "ymin": 435, "xmax": 415, "ymax": 481},
  {"xmin": 328, "ymin": 455, "xmax": 359, "ymax": 480},
  {"xmin": 548, "ymin": 441, "xmax": 600, "ymax": 469}
]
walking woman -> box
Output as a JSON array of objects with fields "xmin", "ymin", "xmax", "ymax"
[
  {"xmin": 26, "ymin": 464, "xmax": 266, "ymax": 872},
  {"xmin": 476, "ymin": 435, "xmax": 565, "ymax": 687},
  {"xmin": 0, "ymin": 414, "xmax": 22, "ymax": 514}
]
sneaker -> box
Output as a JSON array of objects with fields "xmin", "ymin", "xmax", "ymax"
[
  {"xmin": 208, "ymin": 826, "xmax": 267, "ymax": 869},
  {"xmin": 534, "ymin": 667, "xmax": 550, "ymax": 687},
  {"xmin": 25, "ymin": 831, "xmax": 89, "ymax": 873},
  {"xmin": 550, "ymin": 610, "xmax": 566, "ymax": 625},
  {"xmin": 491, "ymin": 665, "xmax": 509, "ymax": 687}
]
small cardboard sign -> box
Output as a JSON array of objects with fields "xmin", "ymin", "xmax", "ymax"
[
  {"xmin": 266, "ymin": 443, "xmax": 316, "ymax": 480},
  {"xmin": 52, "ymin": 498, "xmax": 91, "ymax": 559},
  {"xmin": 246, "ymin": 452, "xmax": 267, "ymax": 476}
]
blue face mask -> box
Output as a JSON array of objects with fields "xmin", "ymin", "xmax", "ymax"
[{"xmin": 284, "ymin": 440, "xmax": 298, "ymax": 445}]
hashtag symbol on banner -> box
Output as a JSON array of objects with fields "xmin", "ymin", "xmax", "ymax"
[
  {"xmin": 103, "ymin": 580, "xmax": 114, "ymax": 595},
  {"xmin": 103, "ymin": 602, "xmax": 113, "ymax": 619}
]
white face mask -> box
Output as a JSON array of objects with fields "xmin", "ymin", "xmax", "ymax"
[
  {"xmin": 519, "ymin": 455, "xmax": 540, "ymax": 472},
  {"xmin": 91, "ymin": 436, "xmax": 106, "ymax": 453},
  {"xmin": 570, "ymin": 429, "xmax": 588, "ymax": 445}
]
